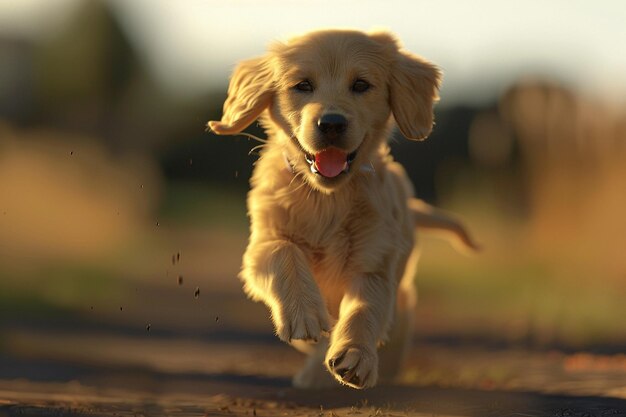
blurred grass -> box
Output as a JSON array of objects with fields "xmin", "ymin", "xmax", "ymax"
[
  {"xmin": 0, "ymin": 263, "xmax": 127, "ymax": 316},
  {"xmin": 1, "ymin": 0, "xmax": 624, "ymax": 370},
  {"xmin": 0, "ymin": 181, "xmax": 250, "ymax": 335},
  {"xmin": 414, "ymin": 163, "xmax": 626, "ymax": 348},
  {"xmin": 157, "ymin": 181, "xmax": 248, "ymax": 230},
  {"xmin": 418, "ymin": 246, "xmax": 626, "ymax": 347},
  {"xmin": 2, "ymin": 174, "xmax": 625, "ymax": 350},
  {"xmin": 0, "ymin": 284, "xmax": 68, "ymax": 318}
]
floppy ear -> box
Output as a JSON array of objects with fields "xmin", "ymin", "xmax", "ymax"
[
  {"xmin": 207, "ymin": 56, "xmax": 274, "ymax": 135},
  {"xmin": 389, "ymin": 51, "xmax": 442, "ymax": 141}
]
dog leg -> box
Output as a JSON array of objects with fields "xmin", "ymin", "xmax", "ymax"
[
  {"xmin": 378, "ymin": 247, "xmax": 419, "ymax": 383},
  {"xmin": 241, "ymin": 240, "xmax": 331, "ymax": 342},
  {"xmin": 291, "ymin": 339, "xmax": 337, "ymax": 389},
  {"xmin": 377, "ymin": 279, "xmax": 417, "ymax": 383},
  {"xmin": 325, "ymin": 273, "xmax": 396, "ymax": 389}
]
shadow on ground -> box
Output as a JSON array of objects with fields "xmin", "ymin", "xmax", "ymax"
[
  {"xmin": 2, "ymin": 372, "xmax": 626, "ymax": 417},
  {"xmin": 2, "ymin": 319, "xmax": 626, "ymax": 417},
  {"xmin": 1, "ymin": 275, "xmax": 626, "ymax": 417}
]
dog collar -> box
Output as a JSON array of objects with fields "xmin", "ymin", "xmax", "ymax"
[{"xmin": 283, "ymin": 151, "xmax": 296, "ymax": 174}]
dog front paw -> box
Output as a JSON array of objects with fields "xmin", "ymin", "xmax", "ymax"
[
  {"xmin": 325, "ymin": 345, "xmax": 378, "ymax": 389},
  {"xmin": 272, "ymin": 298, "xmax": 330, "ymax": 343}
]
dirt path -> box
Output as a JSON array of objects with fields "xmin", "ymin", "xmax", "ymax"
[
  {"xmin": 2, "ymin": 280, "xmax": 625, "ymax": 417},
  {"xmin": 2, "ymin": 380, "xmax": 626, "ymax": 417},
  {"xmin": 2, "ymin": 371, "xmax": 626, "ymax": 417},
  {"xmin": 2, "ymin": 325, "xmax": 626, "ymax": 417}
]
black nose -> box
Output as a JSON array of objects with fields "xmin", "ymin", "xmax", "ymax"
[{"xmin": 317, "ymin": 113, "xmax": 347, "ymax": 137}]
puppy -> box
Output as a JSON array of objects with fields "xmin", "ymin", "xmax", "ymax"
[{"xmin": 208, "ymin": 29, "xmax": 477, "ymax": 389}]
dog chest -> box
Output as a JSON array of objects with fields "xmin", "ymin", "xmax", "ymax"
[{"xmin": 285, "ymin": 196, "xmax": 401, "ymax": 277}]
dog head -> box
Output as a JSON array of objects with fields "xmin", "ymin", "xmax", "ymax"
[{"xmin": 208, "ymin": 29, "xmax": 441, "ymax": 193}]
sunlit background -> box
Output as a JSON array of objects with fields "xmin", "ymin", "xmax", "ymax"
[{"xmin": 1, "ymin": 0, "xmax": 626, "ymax": 395}]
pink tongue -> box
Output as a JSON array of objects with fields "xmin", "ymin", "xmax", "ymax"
[{"xmin": 315, "ymin": 148, "xmax": 348, "ymax": 178}]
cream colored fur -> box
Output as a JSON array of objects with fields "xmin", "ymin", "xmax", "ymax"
[{"xmin": 208, "ymin": 29, "xmax": 476, "ymax": 389}]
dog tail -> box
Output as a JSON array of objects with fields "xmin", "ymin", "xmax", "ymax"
[{"xmin": 409, "ymin": 198, "xmax": 480, "ymax": 253}]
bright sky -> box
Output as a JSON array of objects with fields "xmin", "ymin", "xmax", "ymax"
[{"xmin": 2, "ymin": 0, "xmax": 626, "ymax": 104}]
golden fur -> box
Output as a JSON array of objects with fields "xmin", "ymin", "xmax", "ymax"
[{"xmin": 208, "ymin": 29, "xmax": 476, "ymax": 389}]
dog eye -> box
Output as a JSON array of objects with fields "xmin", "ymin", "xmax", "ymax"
[
  {"xmin": 352, "ymin": 79, "xmax": 370, "ymax": 93},
  {"xmin": 293, "ymin": 80, "xmax": 314, "ymax": 92}
]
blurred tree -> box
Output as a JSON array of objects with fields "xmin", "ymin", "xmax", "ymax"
[
  {"xmin": 1, "ymin": 0, "xmax": 489, "ymax": 198},
  {"xmin": 390, "ymin": 106, "xmax": 478, "ymax": 202},
  {"xmin": 33, "ymin": 0, "xmax": 139, "ymax": 149},
  {"xmin": 0, "ymin": 38, "xmax": 36, "ymax": 125}
]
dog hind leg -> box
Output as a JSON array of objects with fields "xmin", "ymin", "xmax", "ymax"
[
  {"xmin": 291, "ymin": 338, "xmax": 337, "ymax": 389},
  {"xmin": 377, "ymin": 247, "xmax": 419, "ymax": 383}
]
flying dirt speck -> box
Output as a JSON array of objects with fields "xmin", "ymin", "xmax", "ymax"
[
  {"xmin": 146, "ymin": 324, "xmax": 151, "ymax": 332},
  {"xmin": 194, "ymin": 287, "xmax": 200, "ymax": 298},
  {"xmin": 178, "ymin": 275, "xmax": 183, "ymax": 286}
]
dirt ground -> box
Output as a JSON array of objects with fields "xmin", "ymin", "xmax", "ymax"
[{"xmin": 2, "ymin": 283, "xmax": 626, "ymax": 417}]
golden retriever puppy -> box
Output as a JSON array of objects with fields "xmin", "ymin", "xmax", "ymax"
[{"xmin": 208, "ymin": 29, "xmax": 476, "ymax": 389}]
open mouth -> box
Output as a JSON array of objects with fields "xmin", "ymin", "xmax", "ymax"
[{"xmin": 304, "ymin": 148, "xmax": 358, "ymax": 178}]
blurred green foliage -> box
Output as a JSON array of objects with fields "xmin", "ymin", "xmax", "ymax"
[{"xmin": 1, "ymin": 0, "xmax": 625, "ymax": 355}]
